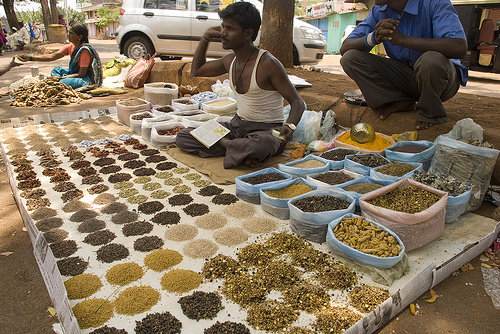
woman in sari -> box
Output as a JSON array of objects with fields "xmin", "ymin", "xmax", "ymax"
[{"xmin": 18, "ymin": 22, "xmax": 102, "ymax": 89}]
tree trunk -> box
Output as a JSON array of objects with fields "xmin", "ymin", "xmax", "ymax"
[
  {"xmin": 2, "ymin": 0, "xmax": 19, "ymax": 32},
  {"xmin": 49, "ymin": 0, "xmax": 59, "ymax": 24},
  {"xmin": 40, "ymin": 0, "xmax": 53, "ymax": 41},
  {"xmin": 260, "ymin": 0, "xmax": 295, "ymax": 68}
]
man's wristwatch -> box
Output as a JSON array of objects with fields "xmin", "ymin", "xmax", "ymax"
[{"xmin": 284, "ymin": 123, "xmax": 296, "ymax": 131}]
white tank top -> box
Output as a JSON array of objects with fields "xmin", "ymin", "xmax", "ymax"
[{"xmin": 229, "ymin": 49, "xmax": 284, "ymax": 123}]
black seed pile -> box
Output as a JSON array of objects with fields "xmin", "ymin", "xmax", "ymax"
[
  {"xmin": 70, "ymin": 160, "xmax": 91, "ymax": 170},
  {"xmin": 63, "ymin": 200, "xmax": 89, "ymax": 213},
  {"xmin": 57, "ymin": 256, "xmax": 88, "ymax": 276},
  {"xmin": 89, "ymin": 325, "xmax": 128, "ymax": 334},
  {"xmin": 101, "ymin": 202, "xmax": 128, "ymax": 214},
  {"xmin": 349, "ymin": 154, "xmax": 389, "ymax": 167},
  {"xmin": 118, "ymin": 153, "xmax": 139, "ymax": 161},
  {"xmin": 77, "ymin": 166, "xmax": 97, "ymax": 176},
  {"xmin": 311, "ymin": 171, "xmax": 354, "ymax": 185},
  {"xmin": 108, "ymin": 173, "xmax": 133, "ymax": 183},
  {"xmin": 212, "ymin": 193, "xmax": 239, "ymax": 205},
  {"xmin": 140, "ymin": 148, "xmax": 160, "ymax": 156},
  {"xmin": 31, "ymin": 207, "xmax": 57, "ymax": 220},
  {"xmin": 145, "ymin": 155, "xmax": 167, "ymax": 163},
  {"xmin": 70, "ymin": 209, "xmax": 98, "ymax": 222},
  {"xmin": 138, "ymin": 201, "xmax": 164, "ymax": 214},
  {"xmin": 99, "ymin": 165, "xmax": 122, "ymax": 174},
  {"xmin": 156, "ymin": 161, "xmax": 177, "ymax": 170},
  {"xmin": 134, "ymin": 236, "xmax": 164, "ymax": 252},
  {"xmin": 197, "ymin": 185, "xmax": 224, "ymax": 197},
  {"xmin": 44, "ymin": 228, "xmax": 69, "ymax": 243},
  {"xmin": 133, "ymin": 167, "xmax": 156, "ymax": 176},
  {"xmin": 320, "ymin": 149, "xmax": 359, "ymax": 161},
  {"xmin": 36, "ymin": 217, "xmax": 64, "ymax": 231},
  {"xmin": 111, "ymin": 211, "xmax": 139, "ymax": 225},
  {"xmin": 168, "ymin": 194, "xmax": 193, "ymax": 206},
  {"xmin": 123, "ymin": 160, "xmax": 146, "ymax": 169},
  {"xmin": 122, "ymin": 221, "xmax": 154, "ymax": 236},
  {"xmin": 204, "ymin": 321, "xmax": 250, "ymax": 334},
  {"xmin": 93, "ymin": 157, "xmax": 116, "ymax": 166},
  {"xmin": 96, "ymin": 243, "xmax": 129, "ymax": 263},
  {"xmin": 53, "ymin": 181, "xmax": 76, "ymax": 192},
  {"xmin": 151, "ymin": 211, "xmax": 181, "ymax": 225},
  {"xmin": 183, "ymin": 203, "xmax": 210, "ymax": 217},
  {"xmin": 84, "ymin": 229, "xmax": 117, "ymax": 246},
  {"xmin": 134, "ymin": 312, "xmax": 181, "ymax": 334},
  {"xmin": 61, "ymin": 189, "xmax": 84, "ymax": 202},
  {"xmin": 82, "ymin": 175, "xmax": 104, "ymax": 185},
  {"xmin": 88, "ymin": 184, "xmax": 109, "ymax": 194},
  {"xmin": 178, "ymin": 291, "xmax": 223, "ymax": 320},
  {"xmin": 292, "ymin": 195, "xmax": 350, "ymax": 212},
  {"xmin": 78, "ymin": 218, "xmax": 106, "ymax": 233},
  {"xmin": 50, "ymin": 240, "xmax": 78, "ymax": 258},
  {"xmin": 241, "ymin": 172, "xmax": 286, "ymax": 185}
]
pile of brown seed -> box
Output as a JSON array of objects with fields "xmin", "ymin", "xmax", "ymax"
[
  {"xmin": 108, "ymin": 173, "xmax": 133, "ymax": 183},
  {"xmin": 123, "ymin": 160, "xmax": 146, "ymax": 169},
  {"xmin": 348, "ymin": 285, "xmax": 391, "ymax": 313},
  {"xmin": 212, "ymin": 193, "xmax": 239, "ymax": 205},
  {"xmin": 168, "ymin": 194, "xmax": 193, "ymax": 206},
  {"xmin": 151, "ymin": 211, "xmax": 181, "ymax": 225},
  {"xmin": 122, "ymin": 221, "xmax": 153, "ymax": 236},
  {"xmin": 195, "ymin": 213, "xmax": 227, "ymax": 230},
  {"xmin": 134, "ymin": 312, "xmax": 181, "ymax": 334},
  {"xmin": 111, "ymin": 211, "xmax": 139, "ymax": 224},
  {"xmin": 50, "ymin": 240, "xmax": 78, "ymax": 258},
  {"xmin": 96, "ymin": 243, "xmax": 129, "ymax": 263},
  {"xmin": 224, "ymin": 202, "xmax": 256, "ymax": 218},
  {"xmin": 156, "ymin": 161, "xmax": 177, "ymax": 170},
  {"xmin": 63, "ymin": 199, "xmax": 90, "ymax": 213},
  {"xmin": 204, "ymin": 321, "xmax": 250, "ymax": 334},
  {"xmin": 164, "ymin": 224, "xmax": 198, "ymax": 242},
  {"xmin": 312, "ymin": 306, "xmax": 362, "ymax": 334},
  {"xmin": 246, "ymin": 300, "xmax": 300, "ymax": 332},
  {"xmin": 57, "ymin": 256, "xmax": 88, "ymax": 276},
  {"xmin": 89, "ymin": 325, "xmax": 128, "ymax": 334},
  {"xmin": 83, "ymin": 229, "xmax": 116, "ymax": 246},
  {"xmin": 178, "ymin": 291, "xmax": 223, "ymax": 320},
  {"xmin": 134, "ymin": 236, "xmax": 164, "ymax": 252},
  {"xmin": 78, "ymin": 218, "xmax": 106, "ymax": 233},
  {"xmin": 138, "ymin": 201, "xmax": 164, "ymax": 214},
  {"xmin": 213, "ymin": 227, "xmax": 249, "ymax": 246},
  {"xmin": 183, "ymin": 239, "xmax": 218, "ymax": 259},
  {"xmin": 44, "ymin": 228, "xmax": 68, "ymax": 243},
  {"xmin": 183, "ymin": 203, "xmax": 209, "ymax": 216}
]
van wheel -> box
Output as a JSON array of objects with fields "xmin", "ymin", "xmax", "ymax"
[
  {"xmin": 124, "ymin": 36, "xmax": 154, "ymax": 60},
  {"xmin": 293, "ymin": 46, "xmax": 300, "ymax": 66}
]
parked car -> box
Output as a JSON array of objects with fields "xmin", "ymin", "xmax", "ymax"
[{"xmin": 114, "ymin": 0, "xmax": 327, "ymax": 65}]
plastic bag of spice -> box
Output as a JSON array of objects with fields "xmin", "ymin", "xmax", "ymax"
[
  {"xmin": 278, "ymin": 155, "xmax": 330, "ymax": 178},
  {"xmin": 343, "ymin": 153, "xmax": 390, "ymax": 176},
  {"xmin": 429, "ymin": 135, "xmax": 499, "ymax": 212},
  {"xmin": 288, "ymin": 188, "xmax": 355, "ymax": 243},
  {"xmin": 306, "ymin": 169, "xmax": 363, "ymax": 188},
  {"xmin": 235, "ymin": 167, "xmax": 293, "ymax": 204},
  {"xmin": 359, "ymin": 178, "xmax": 448, "ymax": 252},
  {"xmin": 384, "ymin": 140, "xmax": 436, "ymax": 171},
  {"xmin": 370, "ymin": 161, "xmax": 423, "ymax": 183},
  {"xmin": 337, "ymin": 176, "xmax": 392, "ymax": 206},
  {"xmin": 141, "ymin": 115, "xmax": 178, "ymax": 142},
  {"xmin": 150, "ymin": 122, "xmax": 186, "ymax": 148},
  {"xmin": 260, "ymin": 178, "xmax": 318, "ymax": 219},
  {"xmin": 334, "ymin": 130, "xmax": 395, "ymax": 155}
]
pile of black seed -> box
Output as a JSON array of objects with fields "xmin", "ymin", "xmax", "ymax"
[
  {"xmin": 118, "ymin": 152, "xmax": 140, "ymax": 161},
  {"xmin": 111, "ymin": 211, "xmax": 139, "ymax": 225},
  {"xmin": 311, "ymin": 171, "xmax": 354, "ymax": 185},
  {"xmin": 82, "ymin": 174, "xmax": 104, "ymax": 185},
  {"xmin": 93, "ymin": 157, "xmax": 116, "ymax": 166},
  {"xmin": 140, "ymin": 148, "xmax": 160, "ymax": 156},
  {"xmin": 78, "ymin": 218, "xmax": 106, "ymax": 233},
  {"xmin": 77, "ymin": 166, "xmax": 97, "ymax": 176},
  {"xmin": 89, "ymin": 325, "xmax": 128, "ymax": 334},
  {"xmin": 123, "ymin": 160, "xmax": 146, "ymax": 169},
  {"xmin": 168, "ymin": 194, "xmax": 193, "ymax": 206},
  {"xmin": 133, "ymin": 167, "xmax": 156, "ymax": 176},
  {"xmin": 241, "ymin": 172, "xmax": 286, "ymax": 185},
  {"xmin": 178, "ymin": 291, "xmax": 223, "ymax": 320},
  {"xmin": 53, "ymin": 181, "xmax": 76, "ymax": 192},
  {"xmin": 156, "ymin": 161, "xmax": 177, "ymax": 170},
  {"xmin": 99, "ymin": 165, "xmax": 122, "ymax": 174},
  {"xmin": 291, "ymin": 195, "xmax": 350, "ymax": 212},
  {"xmin": 96, "ymin": 243, "xmax": 129, "ymax": 263},
  {"xmin": 204, "ymin": 321, "xmax": 250, "ymax": 334},
  {"xmin": 50, "ymin": 240, "xmax": 78, "ymax": 258},
  {"xmin": 88, "ymin": 184, "xmax": 109, "ymax": 194},
  {"xmin": 138, "ymin": 201, "xmax": 164, "ymax": 214},
  {"xmin": 212, "ymin": 193, "xmax": 239, "ymax": 205},
  {"xmin": 134, "ymin": 236, "xmax": 164, "ymax": 252},
  {"xmin": 145, "ymin": 155, "xmax": 167, "ymax": 163},
  {"xmin": 101, "ymin": 202, "xmax": 128, "ymax": 214},
  {"xmin": 151, "ymin": 211, "xmax": 181, "ymax": 225},
  {"xmin": 43, "ymin": 228, "xmax": 68, "ymax": 243},
  {"xmin": 70, "ymin": 160, "xmax": 91, "ymax": 170},
  {"xmin": 70, "ymin": 209, "xmax": 98, "ymax": 222},
  {"xmin": 122, "ymin": 221, "xmax": 153, "ymax": 236},
  {"xmin": 108, "ymin": 173, "xmax": 133, "ymax": 183},
  {"xmin": 83, "ymin": 229, "xmax": 117, "ymax": 246},
  {"xmin": 320, "ymin": 149, "xmax": 359, "ymax": 161},
  {"xmin": 61, "ymin": 189, "xmax": 84, "ymax": 202},
  {"xmin": 197, "ymin": 185, "xmax": 224, "ymax": 196},
  {"xmin": 57, "ymin": 256, "xmax": 88, "ymax": 276},
  {"xmin": 183, "ymin": 203, "xmax": 210, "ymax": 217},
  {"xmin": 36, "ymin": 217, "xmax": 64, "ymax": 231},
  {"xmin": 135, "ymin": 312, "xmax": 181, "ymax": 334}
]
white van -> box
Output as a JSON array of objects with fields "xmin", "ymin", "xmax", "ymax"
[{"xmin": 114, "ymin": 0, "xmax": 327, "ymax": 65}]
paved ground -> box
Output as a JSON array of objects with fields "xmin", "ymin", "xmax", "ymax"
[{"xmin": 0, "ymin": 40, "xmax": 499, "ymax": 334}]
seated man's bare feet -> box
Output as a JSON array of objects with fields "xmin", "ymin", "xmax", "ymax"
[
  {"xmin": 374, "ymin": 101, "xmax": 416, "ymax": 120},
  {"xmin": 415, "ymin": 121, "xmax": 434, "ymax": 130},
  {"xmin": 245, "ymin": 158, "xmax": 262, "ymax": 168},
  {"xmin": 415, "ymin": 111, "xmax": 448, "ymax": 130}
]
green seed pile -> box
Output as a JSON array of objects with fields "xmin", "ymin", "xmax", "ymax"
[
  {"xmin": 161, "ymin": 269, "xmax": 203, "ymax": 293},
  {"xmin": 72, "ymin": 298, "xmax": 114, "ymax": 329},
  {"xmin": 114, "ymin": 286, "xmax": 160, "ymax": 315},
  {"xmin": 106, "ymin": 262, "xmax": 144, "ymax": 285},
  {"xmin": 144, "ymin": 248, "xmax": 183, "ymax": 272},
  {"xmin": 64, "ymin": 273, "xmax": 103, "ymax": 299}
]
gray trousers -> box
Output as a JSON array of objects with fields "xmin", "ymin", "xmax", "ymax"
[
  {"xmin": 176, "ymin": 115, "xmax": 283, "ymax": 169},
  {"xmin": 340, "ymin": 50, "xmax": 461, "ymax": 123}
]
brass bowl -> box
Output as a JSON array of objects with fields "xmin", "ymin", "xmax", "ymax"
[{"xmin": 350, "ymin": 123, "xmax": 376, "ymax": 144}]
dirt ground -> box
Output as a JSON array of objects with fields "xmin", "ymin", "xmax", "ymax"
[{"xmin": 0, "ymin": 46, "xmax": 499, "ymax": 333}]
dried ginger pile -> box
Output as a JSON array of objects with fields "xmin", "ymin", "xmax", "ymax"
[{"xmin": 10, "ymin": 77, "xmax": 92, "ymax": 107}]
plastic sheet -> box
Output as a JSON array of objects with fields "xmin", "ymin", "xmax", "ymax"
[{"xmin": 481, "ymin": 265, "xmax": 500, "ymax": 310}]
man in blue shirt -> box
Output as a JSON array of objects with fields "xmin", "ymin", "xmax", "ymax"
[{"xmin": 340, "ymin": 0, "xmax": 468, "ymax": 130}]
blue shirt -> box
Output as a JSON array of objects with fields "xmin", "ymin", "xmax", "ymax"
[{"xmin": 349, "ymin": 0, "xmax": 468, "ymax": 86}]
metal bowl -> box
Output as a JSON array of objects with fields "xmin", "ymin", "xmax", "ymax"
[{"xmin": 350, "ymin": 123, "xmax": 376, "ymax": 144}]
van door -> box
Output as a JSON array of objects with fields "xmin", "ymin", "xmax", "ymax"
[
  {"xmin": 139, "ymin": 0, "xmax": 191, "ymax": 55},
  {"xmin": 191, "ymin": 0, "xmax": 227, "ymax": 56}
]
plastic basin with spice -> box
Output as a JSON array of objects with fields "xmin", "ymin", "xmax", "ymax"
[
  {"xmin": 384, "ymin": 140, "xmax": 436, "ymax": 171},
  {"xmin": 343, "ymin": 153, "xmax": 391, "ymax": 176},
  {"xmin": 318, "ymin": 147, "xmax": 360, "ymax": 170},
  {"xmin": 288, "ymin": 188, "xmax": 355, "ymax": 243},
  {"xmin": 336, "ymin": 176, "xmax": 392, "ymax": 206},
  {"xmin": 235, "ymin": 167, "xmax": 293, "ymax": 204},
  {"xmin": 334, "ymin": 130, "xmax": 395, "ymax": 155},
  {"xmin": 278, "ymin": 155, "xmax": 331, "ymax": 178},
  {"xmin": 369, "ymin": 161, "xmax": 423, "ymax": 183},
  {"xmin": 326, "ymin": 213, "xmax": 405, "ymax": 268},
  {"xmin": 260, "ymin": 177, "xmax": 318, "ymax": 219},
  {"xmin": 359, "ymin": 178, "xmax": 448, "ymax": 252}
]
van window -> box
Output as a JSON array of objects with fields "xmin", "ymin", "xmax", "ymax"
[
  {"xmin": 196, "ymin": 0, "xmax": 221, "ymax": 12},
  {"xmin": 144, "ymin": 0, "xmax": 187, "ymax": 9}
]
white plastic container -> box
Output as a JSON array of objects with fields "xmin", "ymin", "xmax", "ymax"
[
  {"xmin": 172, "ymin": 97, "xmax": 199, "ymax": 111},
  {"xmin": 144, "ymin": 82, "xmax": 178, "ymax": 106},
  {"xmin": 150, "ymin": 122, "xmax": 186, "ymax": 148},
  {"xmin": 201, "ymin": 97, "xmax": 237, "ymax": 115},
  {"xmin": 116, "ymin": 98, "xmax": 151, "ymax": 126},
  {"xmin": 181, "ymin": 113, "xmax": 219, "ymax": 128},
  {"xmin": 141, "ymin": 115, "xmax": 178, "ymax": 142},
  {"xmin": 129, "ymin": 111, "xmax": 154, "ymax": 135},
  {"xmin": 152, "ymin": 104, "xmax": 181, "ymax": 117}
]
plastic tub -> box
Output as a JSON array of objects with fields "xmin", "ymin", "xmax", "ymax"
[
  {"xmin": 116, "ymin": 98, "xmax": 151, "ymax": 126},
  {"xmin": 235, "ymin": 167, "xmax": 293, "ymax": 204},
  {"xmin": 326, "ymin": 213, "xmax": 405, "ymax": 268},
  {"xmin": 144, "ymin": 82, "xmax": 178, "ymax": 106},
  {"xmin": 150, "ymin": 122, "xmax": 186, "ymax": 149},
  {"xmin": 384, "ymin": 140, "xmax": 436, "ymax": 171},
  {"xmin": 201, "ymin": 97, "xmax": 237, "ymax": 115}
]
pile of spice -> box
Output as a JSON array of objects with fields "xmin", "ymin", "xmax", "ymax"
[
  {"xmin": 375, "ymin": 162, "xmax": 416, "ymax": 177},
  {"xmin": 348, "ymin": 154, "xmax": 389, "ymax": 167},
  {"xmin": 337, "ymin": 131, "xmax": 393, "ymax": 151},
  {"xmin": 310, "ymin": 171, "xmax": 354, "ymax": 185},
  {"xmin": 410, "ymin": 170, "xmax": 470, "ymax": 196},
  {"xmin": 343, "ymin": 182, "xmax": 384, "ymax": 194},
  {"xmin": 241, "ymin": 172, "xmax": 287, "ymax": 184},
  {"xmin": 367, "ymin": 185, "xmax": 441, "ymax": 213},
  {"xmin": 264, "ymin": 183, "xmax": 313, "ymax": 199},
  {"xmin": 291, "ymin": 159, "xmax": 326, "ymax": 169},
  {"xmin": 320, "ymin": 148, "xmax": 358, "ymax": 161},
  {"xmin": 292, "ymin": 195, "xmax": 350, "ymax": 212}
]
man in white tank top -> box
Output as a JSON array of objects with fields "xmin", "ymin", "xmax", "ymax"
[{"xmin": 176, "ymin": 1, "xmax": 305, "ymax": 169}]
